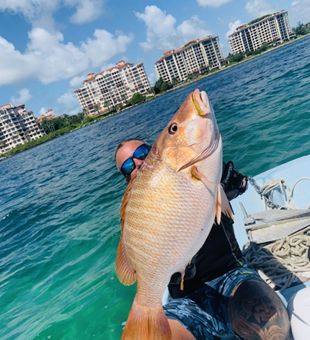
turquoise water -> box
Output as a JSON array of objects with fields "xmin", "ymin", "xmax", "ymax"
[{"xmin": 0, "ymin": 37, "xmax": 309, "ymax": 339}]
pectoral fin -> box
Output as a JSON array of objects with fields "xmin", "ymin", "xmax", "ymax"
[
  {"xmin": 216, "ymin": 185, "xmax": 234, "ymax": 224},
  {"xmin": 191, "ymin": 166, "xmax": 215, "ymax": 197},
  {"xmin": 116, "ymin": 237, "xmax": 136, "ymax": 285},
  {"xmin": 191, "ymin": 166, "xmax": 233, "ymax": 223}
]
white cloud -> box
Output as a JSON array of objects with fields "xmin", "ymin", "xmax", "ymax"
[
  {"xmin": 135, "ymin": 6, "xmax": 176, "ymax": 51},
  {"xmin": 0, "ymin": 1, "xmax": 60, "ymax": 30},
  {"xmin": 81, "ymin": 29, "xmax": 133, "ymax": 68},
  {"xmin": 0, "ymin": 0, "xmax": 58, "ymax": 18},
  {"xmin": 69, "ymin": 75, "xmax": 85, "ymax": 87},
  {"xmin": 226, "ymin": 20, "xmax": 242, "ymax": 38},
  {"xmin": 0, "ymin": 0, "xmax": 104, "ymax": 29},
  {"xmin": 0, "ymin": 37, "xmax": 35, "ymax": 84},
  {"xmin": 245, "ymin": 0, "xmax": 274, "ymax": 18},
  {"xmin": 197, "ymin": 0, "xmax": 233, "ymax": 7},
  {"xmin": 245, "ymin": 0, "xmax": 310, "ymax": 28},
  {"xmin": 178, "ymin": 16, "xmax": 212, "ymax": 38},
  {"xmin": 246, "ymin": 0, "xmax": 310, "ymax": 27},
  {"xmin": 135, "ymin": 5, "xmax": 211, "ymax": 51},
  {"xmin": 27, "ymin": 28, "xmax": 88, "ymax": 83},
  {"xmin": 66, "ymin": 0, "xmax": 104, "ymax": 24},
  {"xmin": 10, "ymin": 88, "xmax": 32, "ymax": 105},
  {"xmin": 57, "ymin": 91, "xmax": 80, "ymax": 115},
  {"xmin": 39, "ymin": 107, "xmax": 47, "ymax": 115},
  {"xmin": 290, "ymin": 0, "xmax": 310, "ymax": 26},
  {"xmin": 0, "ymin": 27, "xmax": 133, "ymax": 86}
]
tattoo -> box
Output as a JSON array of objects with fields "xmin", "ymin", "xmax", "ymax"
[{"xmin": 229, "ymin": 280, "xmax": 290, "ymax": 339}]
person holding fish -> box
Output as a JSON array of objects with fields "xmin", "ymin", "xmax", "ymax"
[{"xmin": 115, "ymin": 90, "xmax": 290, "ymax": 340}]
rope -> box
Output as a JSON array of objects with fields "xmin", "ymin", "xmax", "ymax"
[
  {"xmin": 249, "ymin": 177, "xmax": 287, "ymax": 209},
  {"xmin": 249, "ymin": 176, "xmax": 310, "ymax": 210},
  {"xmin": 288, "ymin": 177, "xmax": 310, "ymax": 208},
  {"xmin": 243, "ymin": 227, "xmax": 310, "ymax": 290}
]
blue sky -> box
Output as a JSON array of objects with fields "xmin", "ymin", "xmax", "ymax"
[{"xmin": 0, "ymin": 0, "xmax": 309, "ymax": 116}]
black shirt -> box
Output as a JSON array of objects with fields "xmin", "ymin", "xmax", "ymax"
[
  {"xmin": 168, "ymin": 162, "xmax": 246, "ymax": 298},
  {"xmin": 168, "ymin": 214, "xmax": 243, "ymax": 298}
]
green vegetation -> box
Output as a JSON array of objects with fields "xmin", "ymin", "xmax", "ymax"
[
  {"xmin": 186, "ymin": 71, "xmax": 200, "ymax": 81},
  {"xmin": 39, "ymin": 113, "xmax": 85, "ymax": 133},
  {"xmin": 3, "ymin": 127, "xmax": 75, "ymax": 157},
  {"xmin": 227, "ymin": 42, "xmax": 269, "ymax": 64},
  {"xmin": 227, "ymin": 53, "xmax": 245, "ymax": 63},
  {"xmin": 171, "ymin": 77, "xmax": 180, "ymax": 86},
  {"xmin": 153, "ymin": 77, "xmax": 173, "ymax": 94},
  {"xmin": 128, "ymin": 92, "xmax": 146, "ymax": 105},
  {"xmin": 246, "ymin": 43, "xmax": 269, "ymax": 56},
  {"xmin": 1, "ymin": 110, "xmax": 115, "ymax": 158},
  {"xmin": 293, "ymin": 22, "xmax": 310, "ymax": 36}
]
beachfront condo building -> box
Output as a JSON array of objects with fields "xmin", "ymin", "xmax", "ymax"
[
  {"xmin": 229, "ymin": 11, "xmax": 291, "ymax": 55},
  {"xmin": 74, "ymin": 61, "xmax": 151, "ymax": 115},
  {"xmin": 0, "ymin": 104, "xmax": 44, "ymax": 155},
  {"xmin": 37, "ymin": 109, "xmax": 58, "ymax": 124},
  {"xmin": 155, "ymin": 36, "xmax": 224, "ymax": 83}
]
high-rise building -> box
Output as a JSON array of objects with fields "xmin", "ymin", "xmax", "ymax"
[
  {"xmin": 37, "ymin": 109, "xmax": 58, "ymax": 124},
  {"xmin": 229, "ymin": 11, "xmax": 292, "ymax": 55},
  {"xmin": 155, "ymin": 36, "xmax": 224, "ymax": 83},
  {"xmin": 74, "ymin": 61, "xmax": 151, "ymax": 115},
  {"xmin": 0, "ymin": 104, "xmax": 44, "ymax": 154}
]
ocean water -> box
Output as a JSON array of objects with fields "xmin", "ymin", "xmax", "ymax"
[{"xmin": 0, "ymin": 37, "xmax": 309, "ymax": 339}]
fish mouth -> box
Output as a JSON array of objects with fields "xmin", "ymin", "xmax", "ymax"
[
  {"xmin": 192, "ymin": 89, "xmax": 210, "ymax": 117},
  {"xmin": 177, "ymin": 89, "xmax": 220, "ymax": 172}
]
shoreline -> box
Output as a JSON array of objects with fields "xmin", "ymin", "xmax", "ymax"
[
  {"xmin": 164, "ymin": 33, "xmax": 310, "ymax": 93},
  {"xmin": 1, "ymin": 34, "xmax": 309, "ymax": 160}
]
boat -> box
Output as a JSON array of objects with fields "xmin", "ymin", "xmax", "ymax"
[
  {"xmin": 162, "ymin": 155, "xmax": 310, "ymax": 339},
  {"xmin": 231, "ymin": 154, "xmax": 310, "ymax": 339}
]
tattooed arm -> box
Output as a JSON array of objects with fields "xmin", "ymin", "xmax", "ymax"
[{"xmin": 229, "ymin": 280, "xmax": 290, "ymax": 339}]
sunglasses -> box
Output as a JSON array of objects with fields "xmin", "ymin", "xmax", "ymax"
[{"xmin": 120, "ymin": 144, "xmax": 151, "ymax": 178}]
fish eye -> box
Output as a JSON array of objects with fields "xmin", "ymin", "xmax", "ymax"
[{"xmin": 168, "ymin": 123, "xmax": 178, "ymax": 135}]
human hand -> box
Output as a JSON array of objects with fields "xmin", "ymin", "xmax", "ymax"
[{"xmin": 221, "ymin": 161, "xmax": 248, "ymax": 201}]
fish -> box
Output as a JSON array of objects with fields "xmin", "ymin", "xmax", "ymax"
[{"xmin": 116, "ymin": 89, "xmax": 233, "ymax": 339}]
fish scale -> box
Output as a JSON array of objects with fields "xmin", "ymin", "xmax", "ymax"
[
  {"xmin": 116, "ymin": 89, "xmax": 230, "ymax": 339},
  {"xmin": 124, "ymin": 171, "xmax": 209, "ymax": 274}
]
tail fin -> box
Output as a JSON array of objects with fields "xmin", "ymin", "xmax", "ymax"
[{"xmin": 122, "ymin": 298, "xmax": 171, "ymax": 340}]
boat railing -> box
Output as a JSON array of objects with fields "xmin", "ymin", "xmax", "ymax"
[{"xmin": 241, "ymin": 176, "xmax": 310, "ymax": 292}]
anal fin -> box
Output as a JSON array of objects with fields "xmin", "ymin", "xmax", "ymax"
[{"xmin": 116, "ymin": 237, "xmax": 136, "ymax": 285}]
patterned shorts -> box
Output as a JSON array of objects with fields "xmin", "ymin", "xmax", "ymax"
[{"xmin": 164, "ymin": 266, "xmax": 262, "ymax": 339}]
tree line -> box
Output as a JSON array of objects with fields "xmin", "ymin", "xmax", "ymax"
[
  {"xmin": 292, "ymin": 22, "xmax": 310, "ymax": 36},
  {"xmin": 39, "ymin": 113, "xmax": 86, "ymax": 133}
]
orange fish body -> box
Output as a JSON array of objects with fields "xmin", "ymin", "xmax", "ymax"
[{"xmin": 116, "ymin": 89, "xmax": 232, "ymax": 339}]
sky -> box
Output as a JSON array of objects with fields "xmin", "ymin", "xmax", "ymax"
[{"xmin": 0, "ymin": 0, "xmax": 309, "ymax": 116}]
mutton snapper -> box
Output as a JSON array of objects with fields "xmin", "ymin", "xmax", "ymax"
[{"xmin": 116, "ymin": 89, "xmax": 232, "ymax": 339}]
